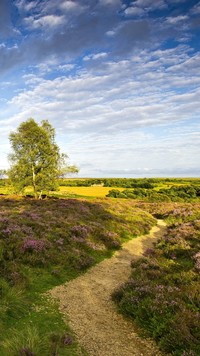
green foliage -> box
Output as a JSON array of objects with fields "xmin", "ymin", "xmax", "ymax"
[
  {"xmin": 107, "ymin": 184, "xmax": 200, "ymax": 202},
  {"xmin": 7, "ymin": 119, "xmax": 78, "ymax": 198},
  {"xmin": 58, "ymin": 177, "xmax": 200, "ymax": 189},
  {"xmin": 112, "ymin": 204, "xmax": 200, "ymax": 355}
]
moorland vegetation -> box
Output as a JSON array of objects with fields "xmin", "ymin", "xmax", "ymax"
[
  {"xmin": 0, "ymin": 195, "xmax": 155, "ymax": 355},
  {"xmin": 0, "ymin": 120, "xmax": 199, "ymax": 355},
  {"xmin": 113, "ymin": 201, "xmax": 200, "ymax": 355}
]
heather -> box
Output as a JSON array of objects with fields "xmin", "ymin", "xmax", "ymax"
[
  {"xmin": 112, "ymin": 203, "xmax": 200, "ymax": 355},
  {"xmin": 0, "ymin": 195, "xmax": 155, "ymax": 354}
]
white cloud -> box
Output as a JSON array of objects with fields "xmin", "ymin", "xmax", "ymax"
[
  {"xmin": 166, "ymin": 15, "xmax": 189, "ymax": 24},
  {"xmin": 83, "ymin": 52, "xmax": 108, "ymax": 61},
  {"xmin": 7, "ymin": 47, "xmax": 200, "ymax": 139},
  {"xmin": 124, "ymin": 7, "xmax": 145, "ymax": 16},
  {"xmin": 60, "ymin": 1, "xmax": 78, "ymax": 11},
  {"xmin": 24, "ymin": 14, "xmax": 65, "ymax": 29},
  {"xmin": 58, "ymin": 64, "xmax": 75, "ymax": 71}
]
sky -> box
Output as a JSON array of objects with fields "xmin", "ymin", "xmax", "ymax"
[{"xmin": 0, "ymin": 0, "xmax": 200, "ymax": 177}]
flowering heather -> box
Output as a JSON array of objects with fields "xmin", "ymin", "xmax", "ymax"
[
  {"xmin": 22, "ymin": 238, "xmax": 50, "ymax": 253},
  {"xmin": 22, "ymin": 211, "xmax": 41, "ymax": 220},
  {"xmin": 113, "ymin": 203, "xmax": 200, "ymax": 355},
  {"xmin": 70, "ymin": 225, "xmax": 90, "ymax": 239},
  {"xmin": 0, "ymin": 194, "xmax": 159, "ymax": 355},
  {"xmin": 86, "ymin": 241, "xmax": 105, "ymax": 251},
  {"xmin": 0, "ymin": 195, "xmax": 155, "ymax": 280}
]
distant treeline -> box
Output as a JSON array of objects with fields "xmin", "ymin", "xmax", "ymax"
[
  {"xmin": 107, "ymin": 185, "xmax": 200, "ymax": 202},
  {"xmin": 1, "ymin": 176, "xmax": 200, "ymax": 191},
  {"xmin": 58, "ymin": 177, "xmax": 200, "ymax": 188}
]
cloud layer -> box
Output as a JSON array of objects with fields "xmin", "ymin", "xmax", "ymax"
[{"xmin": 0, "ymin": 0, "xmax": 199, "ymax": 176}]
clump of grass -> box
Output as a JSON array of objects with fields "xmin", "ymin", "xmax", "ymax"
[{"xmin": 1, "ymin": 327, "xmax": 47, "ymax": 355}]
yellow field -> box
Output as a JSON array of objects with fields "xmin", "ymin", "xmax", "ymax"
[
  {"xmin": 0, "ymin": 185, "xmax": 124, "ymax": 198},
  {"xmin": 58, "ymin": 186, "xmax": 124, "ymax": 197}
]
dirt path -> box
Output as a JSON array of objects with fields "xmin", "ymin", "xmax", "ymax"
[{"xmin": 51, "ymin": 220, "xmax": 166, "ymax": 356}]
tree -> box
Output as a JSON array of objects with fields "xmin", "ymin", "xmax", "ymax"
[{"xmin": 8, "ymin": 118, "xmax": 78, "ymax": 198}]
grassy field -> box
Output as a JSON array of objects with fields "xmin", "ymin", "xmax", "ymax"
[
  {"xmin": 57, "ymin": 186, "xmax": 124, "ymax": 198},
  {"xmin": 0, "ymin": 185, "xmax": 124, "ymax": 198}
]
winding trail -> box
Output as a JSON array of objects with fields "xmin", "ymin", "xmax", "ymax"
[{"xmin": 51, "ymin": 220, "xmax": 167, "ymax": 356}]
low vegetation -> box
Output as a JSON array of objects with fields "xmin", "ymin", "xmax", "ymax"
[
  {"xmin": 112, "ymin": 202, "xmax": 200, "ymax": 355},
  {"xmin": 0, "ymin": 195, "xmax": 155, "ymax": 355}
]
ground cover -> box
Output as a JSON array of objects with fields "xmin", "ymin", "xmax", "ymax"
[
  {"xmin": 0, "ymin": 195, "xmax": 155, "ymax": 355},
  {"xmin": 112, "ymin": 202, "xmax": 200, "ymax": 355}
]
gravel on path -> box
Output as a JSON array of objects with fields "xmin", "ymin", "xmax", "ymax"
[{"xmin": 50, "ymin": 220, "xmax": 166, "ymax": 356}]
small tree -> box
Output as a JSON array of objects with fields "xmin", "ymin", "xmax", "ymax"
[{"xmin": 8, "ymin": 118, "xmax": 78, "ymax": 198}]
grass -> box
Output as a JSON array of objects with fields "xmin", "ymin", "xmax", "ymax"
[
  {"xmin": 112, "ymin": 202, "xmax": 200, "ymax": 355},
  {"xmin": 59, "ymin": 185, "xmax": 125, "ymax": 197},
  {"xmin": 0, "ymin": 195, "xmax": 155, "ymax": 355}
]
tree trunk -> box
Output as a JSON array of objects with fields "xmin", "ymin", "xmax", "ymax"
[{"xmin": 32, "ymin": 165, "xmax": 37, "ymax": 198}]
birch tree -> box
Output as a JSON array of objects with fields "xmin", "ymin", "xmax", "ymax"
[{"xmin": 8, "ymin": 118, "xmax": 78, "ymax": 198}]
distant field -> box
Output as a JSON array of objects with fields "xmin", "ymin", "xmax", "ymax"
[
  {"xmin": 0, "ymin": 185, "xmax": 125, "ymax": 198},
  {"xmin": 57, "ymin": 186, "xmax": 125, "ymax": 198}
]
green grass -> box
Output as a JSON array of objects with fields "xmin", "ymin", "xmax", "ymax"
[{"xmin": 0, "ymin": 195, "xmax": 155, "ymax": 355}]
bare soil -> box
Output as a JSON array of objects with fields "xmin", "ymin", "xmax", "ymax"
[{"xmin": 50, "ymin": 220, "xmax": 166, "ymax": 356}]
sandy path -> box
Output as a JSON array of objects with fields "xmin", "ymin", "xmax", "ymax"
[{"xmin": 51, "ymin": 220, "xmax": 166, "ymax": 356}]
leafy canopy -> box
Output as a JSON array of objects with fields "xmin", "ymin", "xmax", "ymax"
[{"xmin": 8, "ymin": 118, "xmax": 78, "ymax": 197}]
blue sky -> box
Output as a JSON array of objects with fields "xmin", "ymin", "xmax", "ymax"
[{"xmin": 0, "ymin": 0, "xmax": 200, "ymax": 177}]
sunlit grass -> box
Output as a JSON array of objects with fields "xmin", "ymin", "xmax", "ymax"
[{"xmin": 57, "ymin": 186, "xmax": 125, "ymax": 197}]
